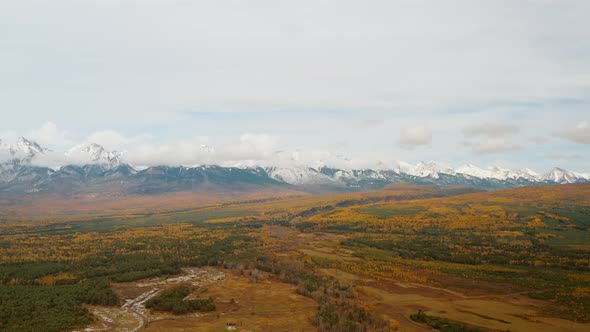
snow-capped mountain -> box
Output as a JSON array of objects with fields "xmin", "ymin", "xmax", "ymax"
[
  {"xmin": 540, "ymin": 167, "xmax": 584, "ymax": 184},
  {"xmin": 1, "ymin": 137, "xmax": 49, "ymax": 162},
  {"xmin": 0, "ymin": 137, "xmax": 51, "ymax": 183},
  {"xmin": 265, "ymin": 166, "xmax": 338, "ymax": 186},
  {"xmin": 0, "ymin": 137, "xmax": 588, "ymax": 195},
  {"xmin": 397, "ymin": 161, "xmax": 456, "ymax": 179},
  {"xmin": 66, "ymin": 143, "xmax": 121, "ymax": 168},
  {"xmin": 457, "ymin": 164, "xmax": 539, "ymax": 181},
  {"xmin": 456, "ymin": 164, "xmax": 496, "ymax": 179}
]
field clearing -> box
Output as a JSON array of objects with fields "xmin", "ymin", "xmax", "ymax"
[
  {"xmin": 303, "ymin": 237, "xmax": 590, "ymax": 332},
  {"xmin": 323, "ymin": 266, "xmax": 590, "ymax": 332},
  {"xmin": 76, "ymin": 267, "xmax": 316, "ymax": 332},
  {"xmin": 143, "ymin": 268, "xmax": 317, "ymax": 332},
  {"xmin": 0, "ymin": 189, "xmax": 307, "ymax": 224}
]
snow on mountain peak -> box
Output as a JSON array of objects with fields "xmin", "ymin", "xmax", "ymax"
[
  {"xmin": 0, "ymin": 137, "xmax": 588, "ymax": 187},
  {"xmin": 456, "ymin": 164, "xmax": 539, "ymax": 181},
  {"xmin": 489, "ymin": 165, "xmax": 538, "ymax": 181},
  {"xmin": 456, "ymin": 164, "xmax": 495, "ymax": 179},
  {"xmin": 17, "ymin": 137, "xmax": 47, "ymax": 155},
  {"xmin": 398, "ymin": 161, "xmax": 455, "ymax": 179},
  {"xmin": 0, "ymin": 137, "xmax": 49, "ymax": 162},
  {"xmin": 541, "ymin": 167, "xmax": 580, "ymax": 184},
  {"xmin": 265, "ymin": 165, "xmax": 337, "ymax": 185},
  {"xmin": 573, "ymin": 172, "xmax": 590, "ymax": 180},
  {"xmin": 66, "ymin": 143, "xmax": 121, "ymax": 168}
]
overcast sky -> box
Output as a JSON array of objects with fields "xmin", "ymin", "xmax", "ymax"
[{"xmin": 1, "ymin": 0, "xmax": 589, "ymax": 172}]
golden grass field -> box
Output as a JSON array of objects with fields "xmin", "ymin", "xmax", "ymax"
[{"xmin": 144, "ymin": 269, "xmax": 317, "ymax": 332}]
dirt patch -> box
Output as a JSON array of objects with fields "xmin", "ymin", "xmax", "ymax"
[
  {"xmin": 78, "ymin": 267, "xmax": 316, "ymax": 332},
  {"xmin": 74, "ymin": 268, "xmax": 228, "ymax": 332},
  {"xmin": 71, "ymin": 305, "xmax": 141, "ymax": 332}
]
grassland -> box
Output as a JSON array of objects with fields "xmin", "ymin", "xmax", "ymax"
[
  {"xmin": 143, "ymin": 267, "xmax": 318, "ymax": 332},
  {"xmin": 0, "ymin": 183, "xmax": 589, "ymax": 331}
]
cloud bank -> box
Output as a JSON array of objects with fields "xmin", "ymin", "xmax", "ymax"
[
  {"xmin": 1, "ymin": 2, "xmax": 589, "ymax": 172},
  {"xmin": 462, "ymin": 124, "xmax": 520, "ymax": 138},
  {"xmin": 557, "ymin": 121, "xmax": 590, "ymax": 144},
  {"xmin": 399, "ymin": 126, "xmax": 432, "ymax": 148}
]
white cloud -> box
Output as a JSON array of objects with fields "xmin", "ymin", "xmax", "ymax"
[
  {"xmin": 462, "ymin": 123, "xmax": 519, "ymax": 138},
  {"xmin": 28, "ymin": 121, "xmax": 70, "ymax": 146},
  {"xmin": 468, "ymin": 138, "xmax": 522, "ymax": 155},
  {"xmin": 1, "ymin": 1, "xmax": 589, "ymax": 172},
  {"xmin": 85, "ymin": 130, "xmax": 152, "ymax": 151},
  {"xmin": 556, "ymin": 121, "xmax": 590, "ymax": 144},
  {"xmin": 86, "ymin": 131, "xmax": 133, "ymax": 150},
  {"xmin": 399, "ymin": 126, "xmax": 432, "ymax": 148},
  {"xmin": 2, "ymin": 1, "xmax": 589, "ymax": 123},
  {"xmin": 72, "ymin": 131, "xmax": 282, "ymax": 167},
  {"xmin": 461, "ymin": 123, "xmax": 523, "ymax": 155},
  {"xmin": 237, "ymin": 133, "xmax": 279, "ymax": 155},
  {"xmin": 129, "ymin": 139, "xmax": 215, "ymax": 167},
  {"xmin": 551, "ymin": 153, "xmax": 583, "ymax": 161},
  {"xmin": 53, "ymin": 131, "xmax": 385, "ymax": 169},
  {"xmin": 0, "ymin": 130, "xmax": 18, "ymax": 144}
]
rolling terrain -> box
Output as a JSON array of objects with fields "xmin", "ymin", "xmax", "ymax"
[{"xmin": 0, "ymin": 183, "xmax": 589, "ymax": 331}]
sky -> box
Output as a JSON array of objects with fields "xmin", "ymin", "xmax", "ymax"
[{"xmin": 0, "ymin": 0, "xmax": 589, "ymax": 172}]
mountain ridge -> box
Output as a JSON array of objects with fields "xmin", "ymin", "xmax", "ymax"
[{"xmin": 0, "ymin": 137, "xmax": 588, "ymax": 195}]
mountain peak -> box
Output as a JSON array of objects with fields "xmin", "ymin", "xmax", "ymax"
[
  {"xmin": 66, "ymin": 143, "xmax": 121, "ymax": 168},
  {"xmin": 541, "ymin": 167, "xmax": 579, "ymax": 184},
  {"xmin": 3, "ymin": 137, "xmax": 49, "ymax": 162},
  {"xmin": 456, "ymin": 164, "xmax": 539, "ymax": 181},
  {"xmin": 265, "ymin": 165, "xmax": 336, "ymax": 185},
  {"xmin": 456, "ymin": 164, "xmax": 492, "ymax": 178},
  {"xmin": 399, "ymin": 161, "xmax": 455, "ymax": 179}
]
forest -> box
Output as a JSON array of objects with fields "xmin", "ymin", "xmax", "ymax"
[
  {"xmin": 0, "ymin": 183, "xmax": 589, "ymax": 331},
  {"xmin": 145, "ymin": 285, "xmax": 216, "ymax": 314}
]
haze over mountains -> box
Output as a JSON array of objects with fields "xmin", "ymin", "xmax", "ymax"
[{"xmin": 0, "ymin": 137, "xmax": 588, "ymax": 195}]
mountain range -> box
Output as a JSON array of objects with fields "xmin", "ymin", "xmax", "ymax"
[{"xmin": 0, "ymin": 137, "xmax": 588, "ymax": 195}]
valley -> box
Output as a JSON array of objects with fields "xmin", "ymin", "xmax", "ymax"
[{"xmin": 0, "ymin": 183, "xmax": 589, "ymax": 331}]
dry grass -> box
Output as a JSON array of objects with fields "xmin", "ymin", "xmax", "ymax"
[
  {"xmin": 324, "ymin": 267, "xmax": 590, "ymax": 332},
  {"xmin": 144, "ymin": 269, "xmax": 317, "ymax": 332}
]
